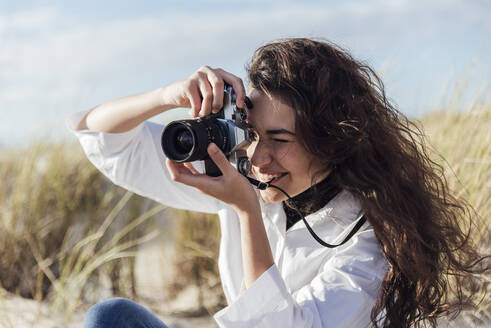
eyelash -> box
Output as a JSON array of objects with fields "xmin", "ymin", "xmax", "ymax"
[{"xmin": 251, "ymin": 130, "xmax": 290, "ymax": 143}]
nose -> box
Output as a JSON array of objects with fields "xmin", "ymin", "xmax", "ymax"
[{"xmin": 247, "ymin": 140, "xmax": 273, "ymax": 168}]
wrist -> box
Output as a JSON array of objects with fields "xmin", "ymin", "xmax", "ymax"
[
  {"xmin": 158, "ymin": 85, "xmax": 179, "ymax": 111},
  {"xmin": 233, "ymin": 202, "xmax": 261, "ymax": 220}
]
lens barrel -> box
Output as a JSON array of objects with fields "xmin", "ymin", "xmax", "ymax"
[{"xmin": 161, "ymin": 117, "xmax": 229, "ymax": 162}]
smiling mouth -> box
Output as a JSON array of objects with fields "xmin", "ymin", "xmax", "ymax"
[{"xmin": 264, "ymin": 172, "xmax": 288, "ymax": 184}]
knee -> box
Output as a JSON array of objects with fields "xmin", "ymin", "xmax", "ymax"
[{"xmin": 84, "ymin": 298, "xmax": 138, "ymax": 328}]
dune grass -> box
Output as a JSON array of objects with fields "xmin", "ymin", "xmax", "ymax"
[
  {"xmin": 420, "ymin": 105, "xmax": 490, "ymax": 249},
  {"xmin": 168, "ymin": 209, "xmax": 225, "ymax": 315},
  {"xmin": 419, "ymin": 104, "xmax": 490, "ymax": 324},
  {"xmin": 0, "ymin": 142, "xmax": 166, "ymax": 321}
]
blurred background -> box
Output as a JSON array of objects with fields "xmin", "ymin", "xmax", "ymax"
[
  {"xmin": 1, "ymin": 0, "xmax": 490, "ymax": 146},
  {"xmin": 0, "ymin": 0, "xmax": 489, "ymax": 327}
]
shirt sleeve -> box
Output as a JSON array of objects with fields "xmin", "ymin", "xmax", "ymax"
[
  {"xmin": 213, "ymin": 228, "xmax": 387, "ymax": 328},
  {"xmin": 66, "ymin": 110, "xmax": 219, "ymax": 214}
]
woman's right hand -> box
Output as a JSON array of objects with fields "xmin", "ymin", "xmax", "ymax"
[
  {"xmin": 162, "ymin": 66, "xmax": 247, "ymax": 118},
  {"xmin": 77, "ymin": 66, "xmax": 245, "ymax": 133}
]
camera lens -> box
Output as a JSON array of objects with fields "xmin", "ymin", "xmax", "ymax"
[
  {"xmin": 162, "ymin": 118, "xmax": 230, "ymax": 163},
  {"xmin": 175, "ymin": 129, "xmax": 194, "ymax": 154}
]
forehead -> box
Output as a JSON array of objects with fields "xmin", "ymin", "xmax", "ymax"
[{"xmin": 246, "ymin": 89, "xmax": 295, "ymax": 132}]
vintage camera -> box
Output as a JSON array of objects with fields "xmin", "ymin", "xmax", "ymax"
[{"xmin": 161, "ymin": 85, "xmax": 255, "ymax": 177}]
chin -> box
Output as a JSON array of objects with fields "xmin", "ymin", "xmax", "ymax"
[{"xmin": 260, "ymin": 189, "xmax": 288, "ymax": 203}]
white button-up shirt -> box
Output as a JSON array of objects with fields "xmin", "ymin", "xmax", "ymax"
[{"xmin": 67, "ymin": 111, "xmax": 387, "ymax": 328}]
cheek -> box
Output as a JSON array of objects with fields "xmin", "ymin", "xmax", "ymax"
[
  {"xmin": 283, "ymin": 146, "xmax": 310, "ymax": 170},
  {"xmin": 287, "ymin": 152, "xmax": 320, "ymax": 181}
]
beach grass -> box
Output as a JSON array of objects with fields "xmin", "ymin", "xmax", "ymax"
[{"xmin": 0, "ymin": 142, "xmax": 165, "ymax": 321}]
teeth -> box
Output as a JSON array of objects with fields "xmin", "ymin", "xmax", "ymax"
[{"xmin": 257, "ymin": 173, "xmax": 284, "ymax": 182}]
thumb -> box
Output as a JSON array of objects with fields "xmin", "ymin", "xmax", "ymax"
[{"xmin": 207, "ymin": 143, "xmax": 234, "ymax": 176}]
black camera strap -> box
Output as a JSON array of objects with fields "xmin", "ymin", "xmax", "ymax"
[{"xmin": 246, "ymin": 177, "xmax": 366, "ymax": 248}]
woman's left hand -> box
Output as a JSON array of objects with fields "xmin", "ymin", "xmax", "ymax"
[
  {"xmin": 166, "ymin": 143, "xmax": 260, "ymax": 214},
  {"xmin": 168, "ymin": 143, "xmax": 274, "ymax": 288}
]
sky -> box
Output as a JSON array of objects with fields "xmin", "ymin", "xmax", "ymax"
[{"xmin": 1, "ymin": 0, "xmax": 490, "ymax": 147}]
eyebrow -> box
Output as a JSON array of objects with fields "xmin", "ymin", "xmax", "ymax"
[{"xmin": 266, "ymin": 128, "xmax": 296, "ymax": 136}]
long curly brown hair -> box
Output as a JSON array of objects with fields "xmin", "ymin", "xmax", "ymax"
[{"xmin": 246, "ymin": 38, "xmax": 488, "ymax": 327}]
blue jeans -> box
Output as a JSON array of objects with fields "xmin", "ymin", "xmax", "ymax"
[{"xmin": 84, "ymin": 298, "xmax": 169, "ymax": 328}]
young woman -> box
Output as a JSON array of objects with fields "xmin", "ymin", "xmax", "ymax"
[{"xmin": 68, "ymin": 38, "xmax": 485, "ymax": 327}]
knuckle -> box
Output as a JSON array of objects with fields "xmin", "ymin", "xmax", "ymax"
[
  {"xmin": 199, "ymin": 65, "xmax": 211, "ymax": 72},
  {"xmin": 203, "ymin": 91, "xmax": 212, "ymax": 100},
  {"xmin": 202, "ymin": 80, "xmax": 212, "ymax": 91},
  {"xmin": 183, "ymin": 78, "xmax": 192, "ymax": 88},
  {"xmin": 212, "ymin": 79, "xmax": 224, "ymax": 88},
  {"xmin": 189, "ymin": 71, "xmax": 199, "ymax": 80}
]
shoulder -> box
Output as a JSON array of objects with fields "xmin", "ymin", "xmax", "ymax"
[{"xmin": 329, "ymin": 190, "xmax": 363, "ymax": 222}]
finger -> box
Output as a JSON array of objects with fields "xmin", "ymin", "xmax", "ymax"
[
  {"xmin": 215, "ymin": 68, "xmax": 246, "ymax": 108},
  {"xmin": 200, "ymin": 66, "xmax": 224, "ymax": 113},
  {"xmin": 209, "ymin": 75, "xmax": 224, "ymax": 113},
  {"xmin": 166, "ymin": 159, "xmax": 195, "ymax": 180},
  {"xmin": 185, "ymin": 86, "xmax": 202, "ymax": 117},
  {"xmin": 207, "ymin": 143, "xmax": 234, "ymax": 176},
  {"xmin": 183, "ymin": 162, "xmax": 200, "ymax": 175},
  {"xmin": 167, "ymin": 159, "xmax": 222, "ymax": 194},
  {"xmin": 198, "ymin": 78, "xmax": 213, "ymax": 117}
]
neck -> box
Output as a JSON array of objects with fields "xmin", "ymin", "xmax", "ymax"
[{"xmin": 283, "ymin": 173, "xmax": 341, "ymax": 230}]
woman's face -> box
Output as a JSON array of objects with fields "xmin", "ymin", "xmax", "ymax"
[{"xmin": 246, "ymin": 89, "xmax": 327, "ymax": 203}]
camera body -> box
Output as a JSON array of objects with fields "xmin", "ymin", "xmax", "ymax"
[{"xmin": 161, "ymin": 85, "xmax": 254, "ymax": 177}]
